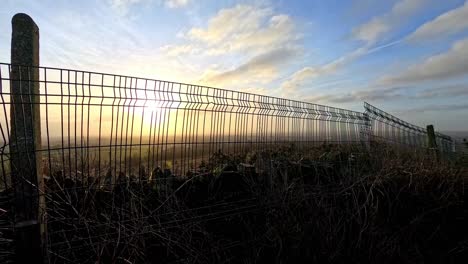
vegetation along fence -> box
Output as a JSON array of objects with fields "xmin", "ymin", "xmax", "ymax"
[{"xmin": 0, "ymin": 13, "xmax": 458, "ymax": 263}]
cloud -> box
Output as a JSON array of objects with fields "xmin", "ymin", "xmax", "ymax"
[
  {"xmin": 352, "ymin": 18, "xmax": 389, "ymax": 44},
  {"xmin": 406, "ymin": 1, "xmax": 468, "ymax": 42},
  {"xmin": 280, "ymin": 0, "xmax": 421, "ymax": 93},
  {"xmin": 391, "ymin": 0, "xmax": 424, "ymax": 16},
  {"xmin": 402, "ymin": 103, "xmax": 468, "ymax": 113},
  {"xmin": 108, "ymin": 0, "xmax": 144, "ymax": 15},
  {"xmin": 200, "ymin": 47, "xmax": 298, "ymax": 87},
  {"xmin": 165, "ymin": 0, "xmax": 190, "ymax": 8},
  {"xmin": 352, "ymin": 0, "xmax": 424, "ymax": 44},
  {"xmin": 109, "ymin": 0, "xmax": 190, "ymax": 15},
  {"xmin": 158, "ymin": 4, "xmax": 301, "ymax": 91},
  {"xmin": 413, "ymin": 84, "xmax": 468, "ymax": 98},
  {"xmin": 307, "ymin": 82, "xmax": 468, "ymax": 105},
  {"xmin": 32, "ymin": 5, "xmax": 204, "ymax": 85},
  {"xmin": 280, "ymin": 47, "xmax": 368, "ymax": 91},
  {"xmin": 280, "ymin": 39, "xmax": 402, "ymax": 91},
  {"xmin": 305, "ymin": 86, "xmax": 403, "ymax": 104},
  {"xmin": 40, "ymin": 8, "xmax": 147, "ymax": 69},
  {"xmin": 239, "ymin": 87, "xmax": 269, "ymax": 95},
  {"xmin": 381, "ymin": 37, "xmax": 468, "ymax": 84},
  {"xmin": 187, "ymin": 5, "xmax": 270, "ymax": 43},
  {"xmin": 304, "ymin": 79, "xmax": 468, "ymax": 106},
  {"xmin": 171, "ymin": 4, "xmax": 299, "ymax": 56},
  {"xmin": 159, "ymin": 44, "xmax": 198, "ymax": 56},
  {"xmin": 109, "ymin": 0, "xmax": 142, "ymax": 9}
]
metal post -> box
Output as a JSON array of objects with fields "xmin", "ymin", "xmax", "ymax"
[{"xmin": 10, "ymin": 13, "xmax": 44, "ymax": 263}]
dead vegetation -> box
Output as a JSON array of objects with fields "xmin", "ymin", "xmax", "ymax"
[{"xmin": 39, "ymin": 143, "xmax": 468, "ymax": 263}]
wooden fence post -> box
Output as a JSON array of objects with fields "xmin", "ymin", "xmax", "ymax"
[{"xmin": 10, "ymin": 13, "xmax": 45, "ymax": 263}]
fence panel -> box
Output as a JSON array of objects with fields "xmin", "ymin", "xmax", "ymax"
[
  {"xmin": 0, "ymin": 62, "xmax": 370, "ymax": 262},
  {"xmin": 364, "ymin": 102, "xmax": 454, "ymax": 153},
  {"xmin": 1, "ymin": 63, "xmax": 462, "ymax": 262},
  {"xmin": 0, "ymin": 64, "xmax": 370, "ymax": 180}
]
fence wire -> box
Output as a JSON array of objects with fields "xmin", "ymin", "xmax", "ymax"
[
  {"xmin": 0, "ymin": 63, "xmax": 372, "ymax": 263},
  {"xmin": 0, "ymin": 63, "xmax": 460, "ymax": 263},
  {"xmin": 0, "ymin": 63, "xmax": 370, "ymax": 183},
  {"xmin": 364, "ymin": 102, "xmax": 454, "ymax": 153}
]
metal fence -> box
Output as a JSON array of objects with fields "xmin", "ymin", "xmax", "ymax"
[
  {"xmin": 0, "ymin": 63, "xmax": 458, "ymax": 262},
  {"xmin": 0, "ymin": 63, "xmax": 373, "ymax": 262},
  {"xmin": 0, "ymin": 63, "xmax": 370, "ymax": 179},
  {"xmin": 0, "ymin": 13, "xmax": 460, "ymax": 264},
  {"xmin": 0, "ymin": 62, "xmax": 459, "ymax": 262},
  {"xmin": 364, "ymin": 102, "xmax": 454, "ymax": 153}
]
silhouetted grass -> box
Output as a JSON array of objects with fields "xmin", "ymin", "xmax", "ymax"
[{"xmin": 42, "ymin": 143, "xmax": 467, "ymax": 263}]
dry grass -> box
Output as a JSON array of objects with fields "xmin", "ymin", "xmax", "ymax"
[{"xmin": 41, "ymin": 143, "xmax": 467, "ymax": 263}]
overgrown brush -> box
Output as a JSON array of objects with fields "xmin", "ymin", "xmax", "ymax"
[{"xmin": 43, "ymin": 143, "xmax": 467, "ymax": 263}]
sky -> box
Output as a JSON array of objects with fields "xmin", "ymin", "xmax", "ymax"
[{"xmin": 1, "ymin": 0, "xmax": 468, "ymax": 133}]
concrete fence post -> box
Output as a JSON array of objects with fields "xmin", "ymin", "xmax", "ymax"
[
  {"xmin": 360, "ymin": 111, "xmax": 371, "ymax": 150},
  {"xmin": 10, "ymin": 13, "xmax": 45, "ymax": 263},
  {"xmin": 426, "ymin": 125, "xmax": 437, "ymax": 149},
  {"xmin": 426, "ymin": 124, "xmax": 440, "ymax": 161}
]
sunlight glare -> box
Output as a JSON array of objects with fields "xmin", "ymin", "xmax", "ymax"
[{"xmin": 145, "ymin": 100, "xmax": 162, "ymax": 113}]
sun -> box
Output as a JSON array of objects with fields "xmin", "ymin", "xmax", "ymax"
[
  {"xmin": 144, "ymin": 100, "xmax": 162, "ymax": 113},
  {"xmin": 141, "ymin": 100, "xmax": 163, "ymax": 124}
]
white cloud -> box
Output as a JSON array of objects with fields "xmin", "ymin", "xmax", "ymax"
[
  {"xmin": 352, "ymin": 18, "xmax": 389, "ymax": 44},
  {"xmin": 401, "ymin": 103, "xmax": 468, "ymax": 113},
  {"xmin": 179, "ymin": 5, "xmax": 298, "ymax": 56},
  {"xmin": 280, "ymin": 0, "xmax": 422, "ymax": 93},
  {"xmin": 406, "ymin": 1, "xmax": 468, "ymax": 42},
  {"xmin": 280, "ymin": 39, "xmax": 402, "ymax": 91},
  {"xmin": 305, "ymin": 81, "xmax": 468, "ymax": 105},
  {"xmin": 109, "ymin": 0, "xmax": 142, "ymax": 9},
  {"xmin": 109, "ymin": 0, "xmax": 190, "ymax": 15},
  {"xmin": 200, "ymin": 47, "xmax": 298, "ymax": 87},
  {"xmin": 280, "ymin": 47, "xmax": 367, "ymax": 91},
  {"xmin": 391, "ymin": 0, "xmax": 424, "ymax": 17},
  {"xmin": 159, "ymin": 4, "xmax": 301, "ymax": 91},
  {"xmin": 381, "ymin": 37, "xmax": 468, "ymax": 84},
  {"xmin": 352, "ymin": 0, "xmax": 424, "ymax": 44},
  {"xmin": 165, "ymin": 0, "xmax": 190, "ymax": 8},
  {"xmin": 414, "ymin": 84, "xmax": 468, "ymax": 98},
  {"xmin": 306, "ymin": 87, "xmax": 402, "ymax": 104},
  {"xmin": 188, "ymin": 5, "xmax": 271, "ymax": 44},
  {"xmin": 108, "ymin": 0, "xmax": 144, "ymax": 15},
  {"xmin": 159, "ymin": 44, "xmax": 198, "ymax": 56}
]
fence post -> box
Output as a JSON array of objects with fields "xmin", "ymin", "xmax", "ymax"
[
  {"xmin": 361, "ymin": 103, "xmax": 372, "ymax": 150},
  {"xmin": 10, "ymin": 13, "xmax": 45, "ymax": 263},
  {"xmin": 426, "ymin": 124, "xmax": 440, "ymax": 160},
  {"xmin": 426, "ymin": 125, "xmax": 437, "ymax": 149}
]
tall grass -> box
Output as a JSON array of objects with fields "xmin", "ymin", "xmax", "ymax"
[{"xmin": 42, "ymin": 143, "xmax": 467, "ymax": 263}]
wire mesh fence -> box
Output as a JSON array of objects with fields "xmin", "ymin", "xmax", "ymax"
[
  {"xmin": 0, "ymin": 63, "xmax": 370, "ymax": 184},
  {"xmin": 364, "ymin": 102, "xmax": 454, "ymax": 153},
  {"xmin": 0, "ymin": 63, "xmax": 373, "ymax": 262},
  {"xmin": 0, "ymin": 12, "xmax": 462, "ymax": 264},
  {"xmin": 0, "ymin": 63, "xmax": 461, "ymax": 262}
]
